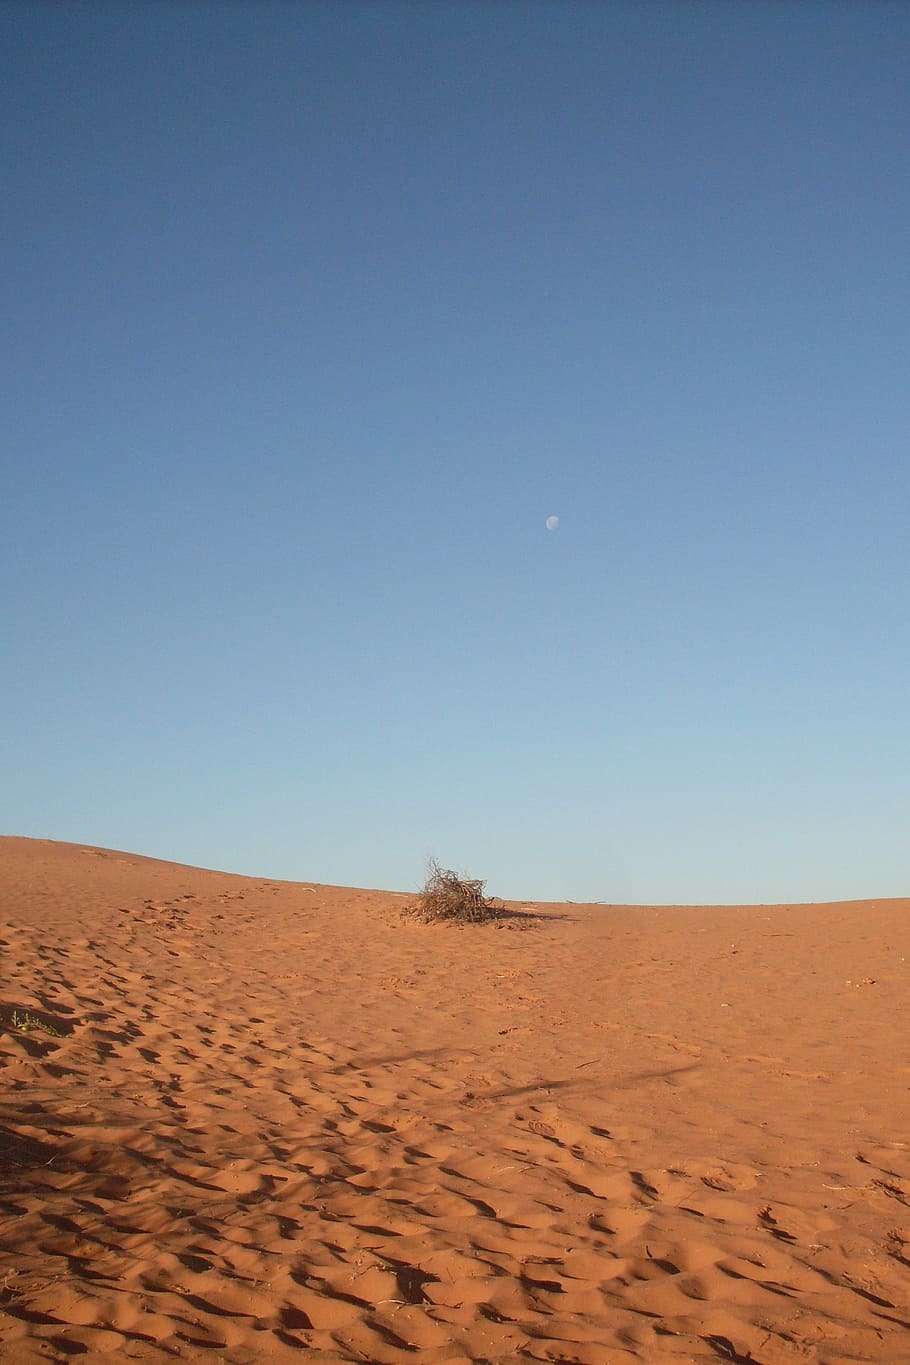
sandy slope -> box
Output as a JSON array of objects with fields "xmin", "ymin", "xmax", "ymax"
[{"xmin": 1, "ymin": 837, "xmax": 908, "ymax": 1364}]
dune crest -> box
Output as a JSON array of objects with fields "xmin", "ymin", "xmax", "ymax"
[{"xmin": 1, "ymin": 836, "xmax": 908, "ymax": 1362}]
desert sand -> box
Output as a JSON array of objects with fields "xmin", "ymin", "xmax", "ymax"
[{"xmin": 1, "ymin": 837, "xmax": 908, "ymax": 1363}]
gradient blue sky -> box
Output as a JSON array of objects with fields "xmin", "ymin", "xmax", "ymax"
[{"xmin": 3, "ymin": 2, "xmax": 908, "ymax": 903}]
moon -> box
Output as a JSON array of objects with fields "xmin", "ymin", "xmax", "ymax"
[{"xmin": 545, "ymin": 515, "xmax": 559, "ymax": 531}]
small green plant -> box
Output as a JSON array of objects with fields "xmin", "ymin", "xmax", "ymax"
[
  {"xmin": 414, "ymin": 859, "xmax": 501, "ymax": 924},
  {"xmin": 9, "ymin": 1009, "xmax": 60, "ymax": 1038}
]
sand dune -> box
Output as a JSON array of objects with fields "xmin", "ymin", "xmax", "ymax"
[{"xmin": 1, "ymin": 837, "xmax": 908, "ymax": 1363}]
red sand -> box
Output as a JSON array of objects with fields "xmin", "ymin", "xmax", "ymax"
[{"xmin": 1, "ymin": 836, "xmax": 908, "ymax": 1362}]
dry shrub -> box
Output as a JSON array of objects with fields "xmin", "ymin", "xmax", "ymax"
[{"xmin": 415, "ymin": 859, "xmax": 501, "ymax": 924}]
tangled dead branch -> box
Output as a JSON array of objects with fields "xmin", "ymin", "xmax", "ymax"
[{"xmin": 414, "ymin": 859, "xmax": 501, "ymax": 924}]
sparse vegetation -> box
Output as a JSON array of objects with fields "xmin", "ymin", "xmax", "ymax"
[
  {"xmin": 8, "ymin": 1009, "xmax": 61, "ymax": 1038},
  {"xmin": 413, "ymin": 859, "xmax": 501, "ymax": 924}
]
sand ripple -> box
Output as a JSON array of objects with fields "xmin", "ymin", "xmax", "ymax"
[{"xmin": 1, "ymin": 838, "xmax": 909, "ymax": 1362}]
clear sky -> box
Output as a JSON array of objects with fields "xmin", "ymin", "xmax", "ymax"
[{"xmin": 3, "ymin": 2, "xmax": 908, "ymax": 904}]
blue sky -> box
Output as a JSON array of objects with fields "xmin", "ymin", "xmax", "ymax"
[{"xmin": 3, "ymin": 2, "xmax": 908, "ymax": 903}]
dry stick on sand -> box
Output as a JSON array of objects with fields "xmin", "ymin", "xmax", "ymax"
[{"xmin": 414, "ymin": 860, "xmax": 501, "ymax": 924}]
